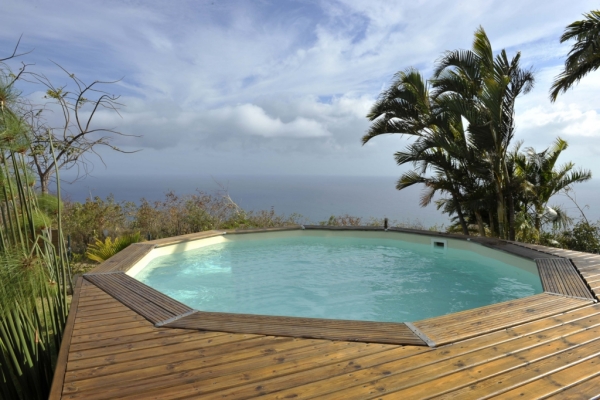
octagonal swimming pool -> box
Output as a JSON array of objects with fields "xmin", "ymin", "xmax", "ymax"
[{"xmin": 130, "ymin": 230, "xmax": 542, "ymax": 322}]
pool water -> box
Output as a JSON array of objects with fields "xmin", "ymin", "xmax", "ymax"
[{"xmin": 136, "ymin": 235, "xmax": 543, "ymax": 322}]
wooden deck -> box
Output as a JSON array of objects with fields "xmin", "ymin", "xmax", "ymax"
[
  {"xmin": 511, "ymin": 241, "xmax": 600, "ymax": 301},
  {"xmin": 52, "ymin": 277, "xmax": 600, "ymax": 399},
  {"xmin": 49, "ymin": 229, "xmax": 600, "ymax": 398},
  {"xmin": 536, "ymin": 258, "xmax": 595, "ymax": 299}
]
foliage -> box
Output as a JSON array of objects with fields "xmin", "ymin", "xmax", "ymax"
[
  {"xmin": 551, "ymin": 10, "xmax": 600, "ymax": 100},
  {"xmin": 0, "ymin": 41, "xmax": 138, "ymax": 194},
  {"xmin": 85, "ymin": 232, "xmax": 143, "ymax": 263},
  {"xmin": 1, "ymin": 46, "xmax": 71, "ymax": 400},
  {"xmin": 364, "ymin": 26, "xmax": 590, "ymax": 242},
  {"xmin": 513, "ymin": 138, "xmax": 591, "ymax": 232},
  {"xmin": 62, "ymin": 195, "xmax": 135, "ymax": 254},
  {"xmin": 61, "ymin": 191, "xmax": 305, "ymax": 262},
  {"xmin": 557, "ymin": 221, "xmax": 600, "ymax": 253},
  {"xmin": 36, "ymin": 193, "xmax": 62, "ymax": 220},
  {"xmin": 320, "ymin": 214, "xmax": 364, "ymax": 226}
]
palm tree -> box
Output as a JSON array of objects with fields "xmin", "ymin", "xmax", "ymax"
[
  {"xmin": 514, "ymin": 137, "xmax": 592, "ymax": 233},
  {"xmin": 432, "ymin": 27, "xmax": 535, "ymax": 240},
  {"xmin": 550, "ymin": 10, "xmax": 600, "ymax": 101},
  {"xmin": 363, "ymin": 69, "xmax": 483, "ymax": 235}
]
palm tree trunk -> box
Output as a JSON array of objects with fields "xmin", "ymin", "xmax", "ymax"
[
  {"xmin": 507, "ymin": 191, "xmax": 516, "ymax": 241},
  {"xmin": 450, "ymin": 188, "xmax": 469, "ymax": 236},
  {"xmin": 496, "ymin": 195, "xmax": 506, "ymax": 239},
  {"xmin": 456, "ymin": 207, "xmax": 469, "ymax": 236},
  {"xmin": 534, "ymin": 204, "xmax": 542, "ymax": 234},
  {"xmin": 474, "ymin": 210, "xmax": 486, "ymax": 236},
  {"xmin": 488, "ymin": 212, "xmax": 496, "ymax": 236}
]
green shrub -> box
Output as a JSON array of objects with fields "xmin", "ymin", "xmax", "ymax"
[
  {"xmin": 559, "ymin": 221, "xmax": 600, "ymax": 253},
  {"xmin": 85, "ymin": 232, "xmax": 143, "ymax": 263}
]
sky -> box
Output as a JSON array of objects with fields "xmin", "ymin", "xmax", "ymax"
[{"xmin": 2, "ymin": 0, "xmax": 600, "ymax": 185}]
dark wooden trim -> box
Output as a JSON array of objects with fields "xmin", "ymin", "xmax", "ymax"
[
  {"xmin": 537, "ymin": 258, "xmax": 595, "ymax": 300},
  {"xmin": 412, "ymin": 293, "xmax": 593, "ymax": 346},
  {"xmin": 163, "ymin": 310, "xmax": 426, "ymax": 346},
  {"xmin": 48, "ymin": 276, "xmax": 83, "ymax": 400},
  {"xmin": 84, "ymin": 272, "xmax": 193, "ymax": 325}
]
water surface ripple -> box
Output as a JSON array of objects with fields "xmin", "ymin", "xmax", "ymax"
[{"xmin": 137, "ymin": 236, "xmax": 543, "ymax": 322}]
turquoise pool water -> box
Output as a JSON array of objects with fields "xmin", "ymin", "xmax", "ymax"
[{"xmin": 136, "ymin": 234, "xmax": 543, "ymax": 322}]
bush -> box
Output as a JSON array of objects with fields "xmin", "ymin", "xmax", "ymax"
[
  {"xmin": 85, "ymin": 232, "xmax": 143, "ymax": 263},
  {"xmin": 559, "ymin": 221, "xmax": 600, "ymax": 253}
]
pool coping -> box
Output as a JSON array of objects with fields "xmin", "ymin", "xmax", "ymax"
[{"xmin": 82, "ymin": 226, "xmax": 597, "ymax": 349}]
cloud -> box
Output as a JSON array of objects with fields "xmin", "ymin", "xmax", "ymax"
[
  {"xmin": 519, "ymin": 104, "xmax": 600, "ymax": 137},
  {"xmin": 204, "ymin": 104, "xmax": 330, "ymax": 138},
  {"xmin": 3, "ymin": 0, "xmax": 600, "ymax": 179},
  {"xmin": 89, "ymin": 94, "xmax": 372, "ymax": 154}
]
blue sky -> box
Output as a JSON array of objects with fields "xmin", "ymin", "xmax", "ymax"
[{"xmin": 2, "ymin": 0, "xmax": 600, "ymax": 182}]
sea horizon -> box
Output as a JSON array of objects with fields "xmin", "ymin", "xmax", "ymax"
[{"xmin": 59, "ymin": 174, "xmax": 600, "ymax": 229}]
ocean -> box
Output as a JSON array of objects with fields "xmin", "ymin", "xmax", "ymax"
[{"xmin": 60, "ymin": 174, "xmax": 600, "ymax": 229}]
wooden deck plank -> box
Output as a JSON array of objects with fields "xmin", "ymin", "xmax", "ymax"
[
  {"xmin": 164, "ymin": 310, "xmax": 426, "ymax": 345},
  {"xmin": 201, "ymin": 346, "xmax": 431, "ymax": 400},
  {"xmin": 413, "ymin": 294, "xmax": 592, "ymax": 345},
  {"xmin": 436, "ymin": 331, "xmax": 600, "ymax": 399},
  {"xmin": 75, "ymin": 301, "xmax": 132, "ymax": 312},
  {"xmin": 536, "ymin": 258, "xmax": 595, "ymax": 299},
  {"xmin": 63, "ymin": 336, "xmax": 315, "ymax": 385},
  {"xmin": 68, "ymin": 329, "xmax": 193, "ymax": 353},
  {"xmin": 63, "ymin": 341, "xmax": 387, "ymax": 399},
  {"xmin": 68, "ymin": 306, "xmax": 137, "ymax": 319},
  {"xmin": 412, "ymin": 293, "xmax": 556, "ymax": 330},
  {"xmin": 278, "ymin": 311, "xmax": 600, "ymax": 400},
  {"xmin": 49, "ymin": 277, "xmax": 83, "ymax": 400},
  {"xmin": 108, "ymin": 272, "xmax": 192, "ymax": 315},
  {"xmin": 247, "ymin": 306, "xmax": 600, "ymax": 400},
  {"xmin": 544, "ymin": 372, "xmax": 600, "ymax": 399},
  {"xmin": 69, "ymin": 325, "xmax": 169, "ymax": 344},
  {"xmin": 67, "ymin": 334, "xmax": 284, "ymax": 371},
  {"xmin": 470, "ymin": 238, "xmax": 558, "ymax": 260},
  {"xmin": 494, "ymin": 354, "xmax": 600, "ymax": 399},
  {"xmin": 72, "ymin": 310, "xmax": 141, "ymax": 323},
  {"xmin": 325, "ymin": 324, "xmax": 600, "ymax": 400},
  {"xmin": 110, "ymin": 345, "xmax": 391, "ymax": 400},
  {"xmin": 83, "ymin": 274, "xmax": 192, "ymax": 324},
  {"xmin": 84, "ymin": 273, "xmax": 189, "ymax": 317},
  {"xmin": 67, "ymin": 331, "xmax": 230, "ymax": 361}
]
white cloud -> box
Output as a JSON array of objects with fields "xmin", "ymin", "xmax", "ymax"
[
  {"xmin": 520, "ymin": 105, "xmax": 600, "ymax": 137},
  {"xmin": 205, "ymin": 104, "xmax": 330, "ymax": 138},
  {"xmin": 3, "ymin": 0, "xmax": 600, "ymax": 179}
]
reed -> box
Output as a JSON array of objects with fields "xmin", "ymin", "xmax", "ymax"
[{"xmin": 0, "ymin": 64, "xmax": 71, "ymax": 400}]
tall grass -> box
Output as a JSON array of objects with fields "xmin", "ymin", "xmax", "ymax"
[{"xmin": 1, "ymin": 67, "xmax": 71, "ymax": 399}]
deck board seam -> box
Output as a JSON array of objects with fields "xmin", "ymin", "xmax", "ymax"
[
  {"xmin": 543, "ymin": 291, "xmax": 598, "ymax": 302},
  {"xmin": 404, "ymin": 322, "xmax": 436, "ymax": 347},
  {"xmin": 155, "ymin": 309, "xmax": 197, "ymax": 326},
  {"xmin": 569, "ymin": 258, "xmax": 600, "ymax": 300}
]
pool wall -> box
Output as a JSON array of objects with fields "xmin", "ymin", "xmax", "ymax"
[{"xmin": 127, "ymin": 227, "xmax": 538, "ymax": 278}]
